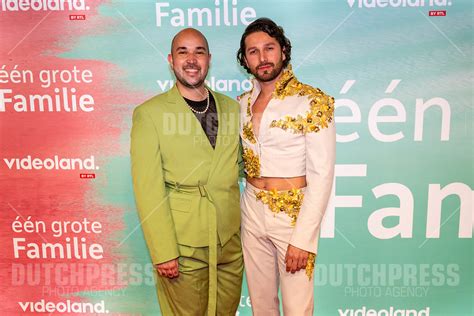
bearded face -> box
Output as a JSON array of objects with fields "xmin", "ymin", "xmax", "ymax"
[{"xmin": 244, "ymin": 31, "xmax": 286, "ymax": 83}]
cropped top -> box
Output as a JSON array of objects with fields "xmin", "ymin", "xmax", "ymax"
[{"xmin": 239, "ymin": 65, "xmax": 336, "ymax": 254}]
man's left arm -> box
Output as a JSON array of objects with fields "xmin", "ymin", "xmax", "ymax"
[
  {"xmin": 288, "ymin": 101, "xmax": 336, "ymax": 258},
  {"xmin": 238, "ymin": 138, "xmax": 246, "ymax": 179}
]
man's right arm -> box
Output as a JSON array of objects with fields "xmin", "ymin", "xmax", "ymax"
[{"xmin": 130, "ymin": 105, "xmax": 179, "ymax": 265}]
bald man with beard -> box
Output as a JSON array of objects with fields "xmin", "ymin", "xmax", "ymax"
[{"xmin": 131, "ymin": 28, "xmax": 243, "ymax": 315}]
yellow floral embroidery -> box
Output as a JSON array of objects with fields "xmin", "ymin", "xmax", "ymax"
[
  {"xmin": 306, "ymin": 253, "xmax": 316, "ymax": 279},
  {"xmin": 242, "ymin": 147, "xmax": 260, "ymax": 178},
  {"xmin": 273, "ymin": 65, "xmax": 296, "ymax": 99},
  {"xmin": 242, "ymin": 121, "xmax": 257, "ymax": 144},
  {"xmin": 238, "ymin": 90, "xmax": 251, "ymax": 102},
  {"xmin": 255, "ymin": 188, "xmax": 304, "ymax": 226},
  {"xmin": 270, "ymin": 65, "xmax": 334, "ymax": 134},
  {"xmin": 255, "ymin": 187, "xmax": 316, "ymax": 279},
  {"xmin": 246, "ymin": 91, "xmax": 252, "ymax": 117},
  {"xmin": 241, "ymin": 88, "xmax": 257, "ymax": 143}
]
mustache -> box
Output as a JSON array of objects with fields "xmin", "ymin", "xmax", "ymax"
[
  {"xmin": 257, "ymin": 63, "xmax": 274, "ymax": 70},
  {"xmin": 183, "ymin": 64, "xmax": 201, "ymax": 70}
]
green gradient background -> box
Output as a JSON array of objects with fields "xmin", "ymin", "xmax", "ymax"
[{"xmin": 65, "ymin": 0, "xmax": 472, "ymax": 315}]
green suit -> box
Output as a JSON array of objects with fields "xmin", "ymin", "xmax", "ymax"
[{"xmin": 130, "ymin": 85, "xmax": 242, "ymax": 315}]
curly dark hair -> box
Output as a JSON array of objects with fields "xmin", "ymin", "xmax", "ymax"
[{"xmin": 237, "ymin": 18, "xmax": 292, "ymax": 74}]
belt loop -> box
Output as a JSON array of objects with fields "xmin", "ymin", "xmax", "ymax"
[
  {"xmin": 198, "ymin": 180, "xmax": 206, "ymax": 197},
  {"xmin": 174, "ymin": 182, "xmax": 180, "ymax": 192}
]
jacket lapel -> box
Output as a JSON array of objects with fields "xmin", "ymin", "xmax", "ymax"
[
  {"xmin": 206, "ymin": 89, "xmax": 225, "ymax": 182},
  {"xmin": 166, "ymin": 84, "xmax": 214, "ymax": 154}
]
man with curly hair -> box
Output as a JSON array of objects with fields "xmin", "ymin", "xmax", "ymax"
[{"xmin": 237, "ymin": 18, "xmax": 336, "ymax": 315}]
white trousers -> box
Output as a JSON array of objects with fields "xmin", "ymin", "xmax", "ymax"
[{"xmin": 241, "ymin": 182, "xmax": 314, "ymax": 316}]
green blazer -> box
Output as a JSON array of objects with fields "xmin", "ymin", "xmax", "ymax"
[{"xmin": 130, "ymin": 85, "xmax": 241, "ymax": 265}]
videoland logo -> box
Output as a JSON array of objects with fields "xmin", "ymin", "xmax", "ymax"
[
  {"xmin": 347, "ymin": 0, "xmax": 452, "ymax": 8},
  {"xmin": 339, "ymin": 306, "xmax": 430, "ymax": 316},
  {"xmin": 0, "ymin": 0, "xmax": 90, "ymax": 12},
  {"xmin": 2, "ymin": 155, "xmax": 99, "ymax": 171}
]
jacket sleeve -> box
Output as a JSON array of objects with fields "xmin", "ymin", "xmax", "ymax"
[
  {"xmin": 289, "ymin": 116, "xmax": 336, "ymax": 254},
  {"xmin": 130, "ymin": 105, "xmax": 179, "ymax": 265},
  {"xmin": 238, "ymin": 138, "xmax": 246, "ymax": 179}
]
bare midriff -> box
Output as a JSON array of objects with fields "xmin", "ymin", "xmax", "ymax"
[{"xmin": 247, "ymin": 175, "xmax": 307, "ymax": 191}]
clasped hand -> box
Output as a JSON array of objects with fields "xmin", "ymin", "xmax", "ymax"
[
  {"xmin": 285, "ymin": 244, "xmax": 309, "ymax": 273},
  {"xmin": 155, "ymin": 258, "xmax": 179, "ymax": 279}
]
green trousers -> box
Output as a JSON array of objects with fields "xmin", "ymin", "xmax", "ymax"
[{"xmin": 154, "ymin": 233, "xmax": 243, "ymax": 316}]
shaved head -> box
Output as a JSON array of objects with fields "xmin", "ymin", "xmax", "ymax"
[
  {"xmin": 171, "ymin": 28, "xmax": 210, "ymax": 54},
  {"xmin": 167, "ymin": 28, "xmax": 211, "ymax": 91}
]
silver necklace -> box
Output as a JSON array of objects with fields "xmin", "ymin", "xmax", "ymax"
[{"xmin": 187, "ymin": 89, "xmax": 210, "ymax": 114}]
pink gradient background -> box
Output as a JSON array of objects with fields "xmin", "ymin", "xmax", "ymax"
[{"xmin": 0, "ymin": 3, "xmax": 142, "ymax": 314}]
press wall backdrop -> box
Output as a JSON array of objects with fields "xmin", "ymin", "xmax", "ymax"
[{"xmin": 0, "ymin": 0, "xmax": 472, "ymax": 315}]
